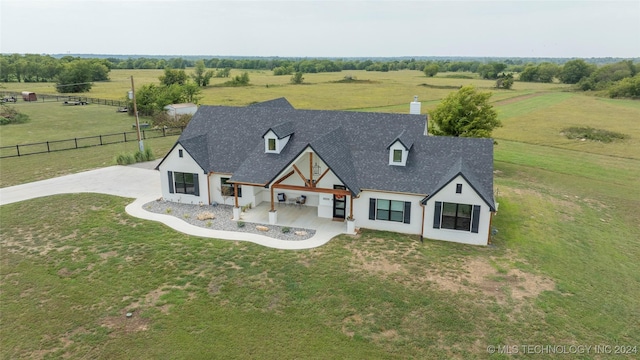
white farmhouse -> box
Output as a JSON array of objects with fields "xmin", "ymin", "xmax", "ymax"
[{"xmin": 156, "ymin": 98, "xmax": 497, "ymax": 245}]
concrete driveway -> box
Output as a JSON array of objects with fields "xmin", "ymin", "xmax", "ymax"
[{"xmin": 0, "ymin": 163, "xmax": 341, "ymax": 250}]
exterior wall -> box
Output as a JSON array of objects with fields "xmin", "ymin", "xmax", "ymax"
[
  {"xmin": 388, "ymin": 141, "xmax": 408, "ymax": 166},
  {"xmin": 208, "ymin": 173, "xmax": 258, "ymax": 207},
  {"xmin": 423, "ymin": 175, "xmax": 492, "ymax": 245},
  {"xmin": 158, "ymin": 144, "xmax": 208, "ymax": 205},
  {"xmin": 352, "ymin": 191, "xmax": 424, "ymax": 234}
]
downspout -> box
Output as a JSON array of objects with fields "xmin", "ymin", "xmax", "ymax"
[
  {"xmin": 419, "ymin": 201, "xmax": 425, "ymax": 243},
  {"xmin": 207, "ymin": 172, "xmax": 212, "ymax": 205}
]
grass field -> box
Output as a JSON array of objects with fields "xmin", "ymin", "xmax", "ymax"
[{"xmin": 1, "ymin": 69, "xmax": 639, "ymax": 358}]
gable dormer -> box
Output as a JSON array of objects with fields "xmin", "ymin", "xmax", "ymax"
[
  {"xmin": 263, "ymin": 121, "xmax": 294, "ymax": 154},
  {"xmin": 387, "ymin": 130, "xmax": 414, "ymax": 166}
]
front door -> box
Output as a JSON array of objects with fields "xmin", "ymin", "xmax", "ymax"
[{"xmin": 333, "ymin": 185, "xmax": 346, "ymax": 219}]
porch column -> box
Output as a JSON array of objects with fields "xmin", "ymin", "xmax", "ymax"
[
  {"xmin": 270, "ymin": 186, "xmax": 275, "ymax": 211},
  {"xmin": 233, "ymin": 183, "xmax": 239, "ymax": 208}
]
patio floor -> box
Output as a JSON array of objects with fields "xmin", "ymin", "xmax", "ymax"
[{"xmin": 240, "ymin": 202, "xmax": 347, "ymax": 233}]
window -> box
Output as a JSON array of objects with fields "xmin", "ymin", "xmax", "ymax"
[
  {"xmin": 221, "ymin": 177, "xmax": 242, "ymax": 197},
  {"xmin": 369, "ymin": 198, "xmax": 411, "ymax": 223},
  {"xmin": 172, "ymin": 172, "xmax": 198, "ymax": 195},
  {"xmin": 441, "ymin": 202, "xmax": 472, "ymax": 231},
  {"xmin": 178, "ymin": 149, "xmax": 183, "ymax": 158},
  {"xmin": 268, "ymin": 138, "xmax": 276, "ymax": 151},
  {"xmin": 456, "ymin": 183, "xmax": 462, "ymax": 194},
  {"xmin": 393, "ymin": 149, "xmax": 402, "ymax": 163}
]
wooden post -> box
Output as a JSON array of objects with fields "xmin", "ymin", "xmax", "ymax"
[
  {"xmin": 130, "ymin": 76, "xmax": 144, "ymax": 152},
  {"xmin": 309, "ymin": 153, "xmax": 314, "ymax": 187},
  {"xmin": 234, "ymin": 183, "xmax": 239, "ymax": 208},
  {"xmin": 270, "ymin": 186, "xmax": 275, "ymax": 211},
  {"xmin": 349, "ymin": 194, "xmax": 354, "ymax": 220}
]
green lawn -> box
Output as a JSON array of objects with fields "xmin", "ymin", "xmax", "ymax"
[{"xmin": 1, "ymin": 70, "xmax": 639, "ymax": 358}]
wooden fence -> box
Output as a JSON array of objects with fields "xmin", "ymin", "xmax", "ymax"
[
  {"xmin": 0, "ymin": 127, "xmax": 183, "ymax": 158},
  {"xmin": 1, "ymin": 91, "xmax": 128, "ymax": 107}
]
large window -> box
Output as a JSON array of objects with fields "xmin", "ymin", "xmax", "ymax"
[
  {"xmin": 171, "ymin": 172, "xmax": 199, "ymax": 195},
  {"xmin": 441, "ymin": 202, "xmax": 472, "ymax": 231},
  {"xmin": 221, "ymin": 177, "xmax": 242, "ymax": 197},
  {"xmin": 369, "ymin": 198, "xmax": 411, "ymax": 224}
]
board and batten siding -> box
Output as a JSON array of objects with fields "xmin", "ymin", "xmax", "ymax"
[
  {"xmin": 352, "ymin": 191, "xmax": 424, "ymax": 235},
  {"xmin": 423, "ymin": 174, "xmax": 492, "ymax": 245},
  {"xmin": 158, "ymin": 144, "xmax": 208, "ymax": 204}
]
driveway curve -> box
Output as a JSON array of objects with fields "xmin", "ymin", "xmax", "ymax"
[{"xmin": 0, "ymin": 164, "xmax": 340, "ymax": 250}]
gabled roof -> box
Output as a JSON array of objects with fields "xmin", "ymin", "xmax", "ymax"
[
  {"xmin": 163, "ymin": 98, "xmax": 495, "ymax": 208},
  {"xmin": 248, "ymin": 97, "xmax": 294, "ymax": 109},
  {"xmin": 262, "ymin": 121, "xmax": 295, "ymax": 139}
]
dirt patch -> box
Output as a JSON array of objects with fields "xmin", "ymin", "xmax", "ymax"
[
  {"xmin": 99, "ymin": 251, "xmax": 118, "ymax": 260},
  {"xmin": 342, "ymin": 314, "xmax": 364, "ymax": 337},
  {"xmin": 101, "ymin": 311, "xmax": 151, "ymax": 334},
  {"xmin": 423, "ymin": 257, "xmax": 555, "ymax": 306},
  {"xmin": 350, "ymin": 248, "xmax": 406, "ymax": 275}
]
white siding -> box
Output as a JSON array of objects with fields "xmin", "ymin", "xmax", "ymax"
[
  {"xmin": 423, "ymin": 175, "xmax": 492, "ymax": 245},
  {"xmin": 352, "ymin": 191, "xmax": 424, "ymax": 234},
  {"xmin": 263, "ymin": 130, "xmax": 290, "ymax": 154},
  {"xmin": 208, "ymin": 174, "xmax": 259, "ymax": 207},
  {"xmin": 158, "ymin": 145, "xmax": 208, "ymax": 204}
]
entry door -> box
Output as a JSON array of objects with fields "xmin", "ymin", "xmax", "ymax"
[{"xmin": 333, "ymin": 185, "xmax": 346, "ymax": 219}]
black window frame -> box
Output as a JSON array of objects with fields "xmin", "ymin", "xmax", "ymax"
[
  {"xmin": 376, "ymin": 199, "xmax": 405, "ymax": 222},
  {"xmin": 456, "ymin": 183, "xmax": 462, "ymax": 194},
  {"xmin": 173, "ymin": 172, "xmax": 198, "ymax": 195},
  {"xmin": 221, "ymin": 177, "xmax": 242, "ymax": 197},
  {"xmin": 440, "ymin": 202, "xmax": 472, "ymax": 231},
  {"xmin": 268, "ymin": 138, "xmax": 276, "ymax": 151},
  {"xmin": 178, "ymin": 149, "xmax": 183, "ymax": 158}
]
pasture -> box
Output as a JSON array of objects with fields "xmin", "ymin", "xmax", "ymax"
[{"xmin": 1, "ymin": 69, "xmax": 639, "ymax": 358}]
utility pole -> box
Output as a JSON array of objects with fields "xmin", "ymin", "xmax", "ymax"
[{"xmin": 130, "ymin": 76, "xmax": 144, "ymax": 152}]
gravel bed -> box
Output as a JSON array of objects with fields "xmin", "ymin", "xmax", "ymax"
[{"xmin": 143, "ymin": 200, "xmax": 316, "ymax": 241}]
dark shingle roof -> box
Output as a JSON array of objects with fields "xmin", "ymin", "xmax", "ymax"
[
  {"xmin": 386, "ymin": 129, "xmax": 415, "ymax": 150},
  {"xmin": 166, "ymin": 99, "xmax": 494, "ymax": 207},
  {"xmin": 248, "ymin": 97, "xmax": 294, "ymax": 109},
  {"xmin": 263, "ymin": 121, "xmax": 295, "ymax": 139}
]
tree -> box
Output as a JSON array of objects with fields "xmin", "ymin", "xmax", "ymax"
[
  {"xmin": 423, "ymin": 63, "xmax": 439, "ymax": 77},
  {"xmin": 290, "ymin": 72, "xmax": 304, "ymax": 84},
  {"xmin": 191, "ymin": 60, "xmax": 214, "ymax": 87},
  {"xmin": 159, "ymin": 68, "xmax": 188, "ymax": 86},
  {"xmin": 430, "ymin": 85, "xmax": 501, "ymax": 138},
  {"xmin": 55, "ymin": 60, "xmax": 94, "ymax": 93},
  {"xmin": 496, "ymin": 73, "xmax": 514, "ymax": 89},
  {"xmin": 559, "ymin": 59, "xmax": 595, "ymax": 84}
]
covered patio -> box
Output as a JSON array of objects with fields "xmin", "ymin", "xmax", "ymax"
[{"xmin": 240, "ymin": 202, "xmax": 348, "ymax": 234}]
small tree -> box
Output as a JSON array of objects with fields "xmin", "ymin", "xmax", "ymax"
[
  {"xmin": 423, "ymin": 63, "xmax": 439, "ymax": 77},
  {"xmin": 496, "ymin": 73, "xmax": 514, "ymax": 89},
  {"xmin": 290, "ymin": 72, "xmax": 304, "ymax": 84},
  {"xmin": 191, "ymin": 60, "xmax": 214, "ymax": 87},
  {"xmin": 159, "ymin": 68, "xmax": 188, "ymax": 86},
  {"xmin": 430, "ymin": 85, "xmax": 501, "ymax": 138}
]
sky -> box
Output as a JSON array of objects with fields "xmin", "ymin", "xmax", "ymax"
[{"xmin": 1, "ymin": 0, "xmax": 639, "ymax": 58}]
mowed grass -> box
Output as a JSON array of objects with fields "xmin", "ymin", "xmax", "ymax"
[
  {"xmin": 1, "ymin": 68, "xmax": 639, "ymax": 358},
  {"xmin": 1, "ymin": 139, "xmax": 639, "ymax": 359}
]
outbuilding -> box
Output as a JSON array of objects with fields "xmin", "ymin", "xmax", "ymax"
[
  {"xmin": 21, "ymin": 92, "xmax": 37, "ymax": 102},
  {"xmin": 164, "ymin": 103, "xmax": 198, "ymax": 119}
]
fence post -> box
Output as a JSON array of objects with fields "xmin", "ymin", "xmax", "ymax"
[
  {"xmin": 142, "ymin": 130, "xmax": 146, "ymax": 140},
  {"xmin": 46, "ymin": 141, "xmax": 50, "ymax": 152},
  {"xmin": 16, "ymin": 144, "xmax": 20, "ymax": 156},
  {"xmin": 124, "ymin": 132, "xmax": 127, "ymax": 142},
  {"xmin": 74, "ymin": 138, "xmax": 78, "ymax": 149},
  {"xmin": 99, "ymin": 135, "xmax": 102, "ymax": 146},
  {"xmin": 163, "ymin": 127, "xmax": 166, "ymax": 137}
]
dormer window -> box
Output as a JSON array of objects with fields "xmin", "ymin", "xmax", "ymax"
[
  {"xmin": 393, "ymin": 149, "xmax": 402, "ymax": 163},
  {"xmin": 387, "ymin": 131, "xmax": 413, "ymax": 167},
  {"xmin": 263, "ymin": 121, "xmax": 294, "ymax": 154}
]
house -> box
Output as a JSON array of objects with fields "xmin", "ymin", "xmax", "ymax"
[
  {"xmin": 156, "ymin": 98, "xmax": 496, "ymax": 245},
  {"xmin": 164, "ymin": 103, "xmax": 198, "ymax": 118}
]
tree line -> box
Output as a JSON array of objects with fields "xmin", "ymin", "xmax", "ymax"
[{"xmin": 2, "ymin": 54, "xmax": 638, "ymax": 98}]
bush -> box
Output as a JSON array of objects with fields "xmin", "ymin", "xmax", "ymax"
[
  {"xmin": 562, "ymin": 127, "xmax": 628, "ymax": 143},
  {"xmin": 282, "ymin": 227, "xmax": 291, "ymax": 234},
  {"xmin": 237, "ymin": 221, "xmax": 245, "ymax": 228},
  {"xmin": 115, "ymin": 146, "xmax": 155, "ymax": 165},
  {"xmin": 0, "ymin": 105, "xmax": 30, "ymax": 125}
]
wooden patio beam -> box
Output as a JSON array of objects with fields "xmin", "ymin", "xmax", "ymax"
[
  {"xmin": 272, "ymin": 183, "xmax": 351, "ymax": 196},
  {"xmin": 315, "ymin": 168, "xmax": 330, "ymax": 185},
  {"xmin": 292, "ymin": 165, "xmax": 309, "ymax": 187}
]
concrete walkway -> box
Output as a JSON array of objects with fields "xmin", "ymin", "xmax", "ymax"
[{"xmin": 0, "ymin": 163, "xmax": 345, "ymax": 250}]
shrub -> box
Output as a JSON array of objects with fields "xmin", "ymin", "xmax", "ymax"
[
  {"xmin": 237, "ymin": 221, "xmax": 245, "ymax": 228},
  {"xmin": 115, "ymin": 153, "xmax": 136, "ymax": 165},
  {"xmin": 116, "ymin": 146, "xmax": 155, "ymax": 165},
  {"xmin": 197, "ymin": 212, "xmax": 215, "ymax": 221},
  {"xmin": 562, "ymin": 127, "xmax": 628, "ymax": 143},
  {"xmin": 0, "ymin": 105, "xmax": 30, "ymax": 125},
  {"xmin": 282, "ymin": 227, "xmax": 291, "ymax": 234}
]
